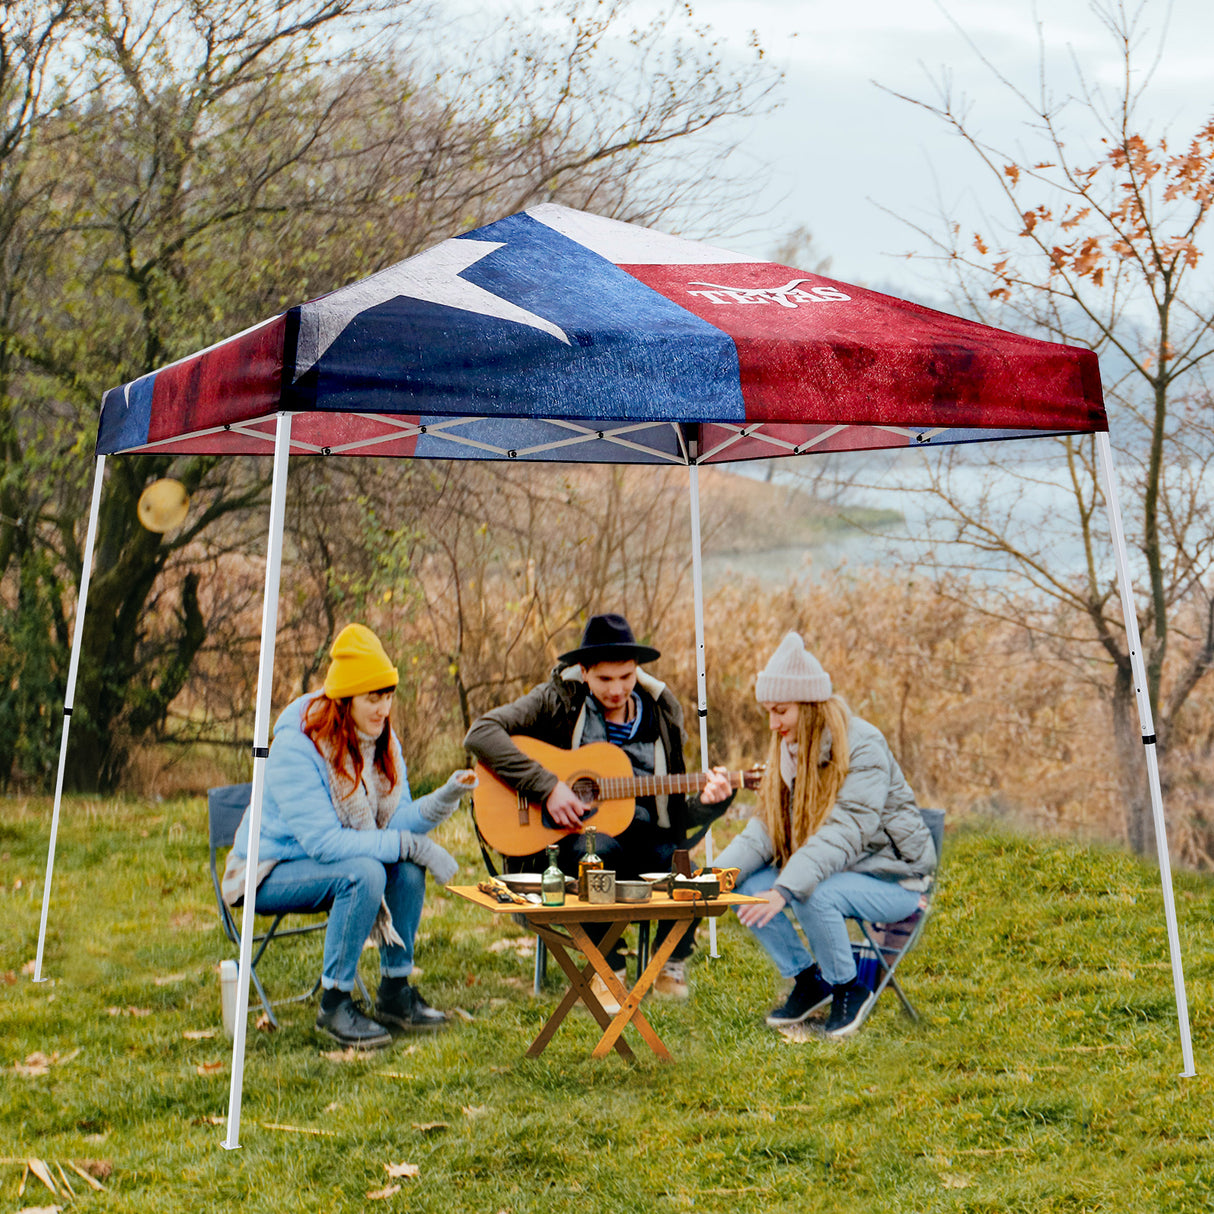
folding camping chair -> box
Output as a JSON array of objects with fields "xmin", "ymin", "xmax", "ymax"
[
  {"xmin": 851, "ymin": 807, "xmax": 945, "ymax": 1024},
  {"xmin": 207, "ymin": 783, "xmax": 369, "ymax": 1028}
]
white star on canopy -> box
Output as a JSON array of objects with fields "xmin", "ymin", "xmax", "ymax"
[{"xmin": 293, "ymin": 239, "xmax": 570, "ymax": 380}]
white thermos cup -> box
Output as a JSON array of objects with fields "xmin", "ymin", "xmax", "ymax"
[{"xmin": 219, "ymin": 959, "xmax": 239, "ymax": 1037}]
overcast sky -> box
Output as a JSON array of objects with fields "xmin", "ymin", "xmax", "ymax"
[{"xmin": 652, "ymin": 0, "xmax": 1214, "ymax": 294}]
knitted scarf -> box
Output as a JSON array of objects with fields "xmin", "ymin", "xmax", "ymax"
[{"xmin": 317, "ymin": 727, "xmax": 407, "ymax": 948}]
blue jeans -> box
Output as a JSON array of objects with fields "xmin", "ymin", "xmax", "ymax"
[
  {"xmin": 253, "ymin": 856, "xmax": 426, "ymax": 991},
  {"xmin": 736, "ymin": 867, "xmax": 921, "ymax": 985}
]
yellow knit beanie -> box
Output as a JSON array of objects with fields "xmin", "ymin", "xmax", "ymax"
[{"xmin": 323, "ymin": 624, "xmax": 399, "ymax": 699}]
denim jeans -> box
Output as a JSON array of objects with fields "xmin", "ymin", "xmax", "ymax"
[
  {"xmin": 736, "ymin": 866, "xmax": 921, "ymax": 985},
  {"xmin": 253, "ymin": 855, "xmax": 426, "ymax": 991}
]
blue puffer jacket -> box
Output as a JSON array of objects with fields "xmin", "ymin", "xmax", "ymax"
[{"xmin": 227, "ymin": 692, "xmax": 468, "ymax": 872}]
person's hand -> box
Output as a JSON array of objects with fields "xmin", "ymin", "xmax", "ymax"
[
  {"xmin": 453, "ymin": 768, "xmax": 478, "ymax": 788},
  {"xmin": 545, "ymin": 780, "xmax": 587, "ymax": 830},
  {"xmin": 736, "ymin": 888, "xmax": 786, "ymax": 929},
  {"xmin": 701, "ymin": 765, "xmax": 732, "ymax": 804},
  {"xmin": 400, "ymin": 832, "xmax": 459, "ymax": 884}
]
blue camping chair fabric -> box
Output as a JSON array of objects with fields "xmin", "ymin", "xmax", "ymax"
[
  {"xmin": 850, "ymin": 806, "xmax": 945, "ymax": 1025},
  {"xmin": 207, "ymin": 783, "xmax": 369, "ymax": 1028}
]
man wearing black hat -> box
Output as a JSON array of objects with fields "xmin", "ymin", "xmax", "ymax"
[{"xmin": 464, "ymin": 613, "xmax": 732, "ymax": 1004}]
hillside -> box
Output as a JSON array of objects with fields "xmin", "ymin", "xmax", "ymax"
[{"xmin": 699, "ymin": 465, "xmax": 902, "ymax": 556}]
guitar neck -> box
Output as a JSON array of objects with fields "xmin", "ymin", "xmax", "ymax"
[{"xmin": 598, "ymin": 770, "xmax": 742, "ymax": 800}]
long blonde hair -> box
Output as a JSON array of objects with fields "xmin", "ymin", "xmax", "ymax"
[{"xmin": 757, "ymin": 695, "xmax": 851, "ymax": 866}]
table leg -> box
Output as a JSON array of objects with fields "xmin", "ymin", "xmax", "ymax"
[
  {"xmin": 568, "ymin": 918, "xmax": 693, "ymax": 1061},
  {"xmin": 526, "ymin": 920, "xmax": 634, "ymax": 1061}
]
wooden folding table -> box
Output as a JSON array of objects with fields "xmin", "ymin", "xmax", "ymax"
[{"xmin": 449, "ymin": 885, "xmax": 761, "ymax": 1061}]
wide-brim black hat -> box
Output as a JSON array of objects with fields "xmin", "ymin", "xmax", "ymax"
[{"xmin": 558, "ymin": 612, "xmax": 661, "ymax": 666}]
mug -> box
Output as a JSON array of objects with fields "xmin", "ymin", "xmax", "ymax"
[
  {"xmin": 696, "ymin": 866, "xmax": 740, "ymax": 892},
  {"xmin": 586, "ymin": 869, "xmax": 617, "ymax": 904}
]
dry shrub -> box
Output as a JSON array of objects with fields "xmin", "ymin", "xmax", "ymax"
[
  {"xmin": 654, "ymin": 570, "xmax": 1121, "ymax": 843},
  {"xmin": 130, "ymin": 463, "xmax": 1214, "ymax": 870}
]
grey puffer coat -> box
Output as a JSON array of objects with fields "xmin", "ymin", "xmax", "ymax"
[{"xmin": 715, "ymin": 715, "xmax": 936, "ymax": 902}]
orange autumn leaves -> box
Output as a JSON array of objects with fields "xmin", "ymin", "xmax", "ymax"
[{"xmin": 972, "ymin": 125, "xmax": 1214, "ymax": 299}]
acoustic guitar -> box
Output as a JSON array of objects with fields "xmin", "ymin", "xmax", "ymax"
[{"xmin": 472, "ymin": 735, "xmax": 762, "ymax": 855}]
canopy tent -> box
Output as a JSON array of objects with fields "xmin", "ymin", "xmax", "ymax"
[{"xmin": 36, "ymin": 204, "xmax": 1192, "ymax": 1149}]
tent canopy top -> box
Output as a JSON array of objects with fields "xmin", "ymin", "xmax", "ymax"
[{"xmin": 96, "ymin": 204, "xmax": 1105, "ymax": 463}]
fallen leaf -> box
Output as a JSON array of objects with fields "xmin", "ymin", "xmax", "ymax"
[
  {"xmin": 323, "ymin": 1101, "xmax": 340, "ymax": 1113},
  {"xmin": 193, "ymin": 1115, "xmax": 225, "ymax": 1126},
  {"xmin": 107, "ymin": 1006, "xmax": 152, "ymax": 1018},
  {"xmin": 379, "ymin": 1071, "xmax": 412, "ymax": 1079},
  {"xmin": 321, "ymin": 1047, "xmax": 368, "ymax": 1063},
  {"xmin": 385, "ymin": 1161, "xmax": 420, "ymax": 1179},
  {"xmin": 366, "ymin": 1184, "xmax": 402, "ymax": 1199},
  {"xmin": 154, "ymin": 973, "xmax": 188, "ymax": 986},
  {"xmin": 21, "ymin": 960, "xmax": 36, "ymax": 975},
  {"xmin": 941, "ymin": 1173, "xmax": 972, "ymax": 1190},
  {"xmin": 27, "ymin": 1159, "xmax": 59, "ymax": 1196},
  {"xmin": 255, "ymin": 1012, "xmax": 276, "ymax": 1032},
  {"xmin": 450, "ymin": 1007, "xmax": 474, "ymax": 1022},
  {"xmin": 411, "ymin": 1122, "xmax": 448, "ymax": 1134},
  {"xmin": 183, "ymin": 1029, "xmax": 217, "ymax": 1040},
  {"xmin": 487, "ymin": 937, "xmax": 534, "ymax": 955},
  {"xmin": 14, "ymin": 1053, "xmax": 52, "ymax": 1077},
  {"xmin": 775, "ymin": 1022, "xmax": 820, "ymax": 1043},
  {"xmin": 16, "ymin": 1206, "xmax": 61, "ymax": 1213},
  {"xmin": 69, "ymin": 1159, "xmax": 110, "ymax": 1187},
  {"xmin": 196, "ymin": 1061, "xmax": 225, "ymax": 1075},
  {"xmin": 260, "ymin": 1122, "xmax": 335, "ymax": 1136},
  {"xmin": 2, "ymin": 971, "xmax": 17, "ymax": 985},
  {"xmin": 462, "ymin": 1105, "xmax": 489, "ymax": 1119}
]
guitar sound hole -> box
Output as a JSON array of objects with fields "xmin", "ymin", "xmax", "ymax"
[{"xmin": 570, "ymin": 777, "xmax": 600, "ymax": 806}]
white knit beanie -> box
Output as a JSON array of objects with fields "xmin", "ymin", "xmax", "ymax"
[{"xmin": 754, "ymin": 632, "xmax": 832, "ymax": 703}]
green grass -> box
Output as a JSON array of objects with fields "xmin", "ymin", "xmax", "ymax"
[{"xmin": 1, "ymin": 795, "xmax": 1212, "ymax": 1213}]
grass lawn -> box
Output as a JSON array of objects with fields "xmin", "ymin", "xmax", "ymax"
[{"xmin": 1, "ymin": 794, "xmax": 1212, "ymax": 1213}]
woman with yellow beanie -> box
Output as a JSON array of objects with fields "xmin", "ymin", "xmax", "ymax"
[{"xmin": 222, "ymin": 624, "xmax": 476, "ymax": 1048}]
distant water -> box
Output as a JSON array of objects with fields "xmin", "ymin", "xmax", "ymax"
[{"xmin": 708, "ymin": 445, "xmax": 1118, "ymax": 589}]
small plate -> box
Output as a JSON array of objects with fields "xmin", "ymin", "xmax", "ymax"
[
  {"xmin": 499, "ymin": 873, "xmax": 543, "ymax": 891},
  {"xmin": 639, "ymin": 871, "xmax": 672, "ymax": 883}
]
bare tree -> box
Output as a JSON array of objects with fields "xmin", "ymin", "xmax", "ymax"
[
  {"xmin": 0, "ymin": 0, "xmax": 776, "ymax": 790},
  {"xmin": 878, "ymin": 0, "xmax": 1214, "ymax": 855}
]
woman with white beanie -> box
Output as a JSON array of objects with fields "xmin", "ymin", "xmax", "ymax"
[{"xmin": 714, "ymin": 632, "xmax": 936, "ymax": 1037}]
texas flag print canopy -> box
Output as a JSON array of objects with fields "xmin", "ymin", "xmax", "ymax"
[{"xmin": 96, "ymin": 204, "xmax": 1105, "ymax": 463}]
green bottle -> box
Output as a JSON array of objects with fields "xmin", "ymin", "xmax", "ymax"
[{"xmin": 541, "ymin": 844, "xmax": 565, "ymax": 906}]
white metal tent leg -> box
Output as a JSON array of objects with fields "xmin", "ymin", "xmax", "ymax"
[
  {"xmin": 687, "ymin": 457, "xmax": 718, "ymax": 957},
  {"xmin": 1096, "ymin": 432, "xmax": 1195, "ymax": 1077},
  {"xmin": 224, "ymin": 413, "xmax": 294, "ymax": 1149},
  {"xmin": 34, "ymin": 454, "xmax": 107, "ymax": 982}
]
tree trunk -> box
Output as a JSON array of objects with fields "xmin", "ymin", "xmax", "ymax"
[{"xmin": 1110, "ymin": 663, "xmax": 1153, "ymax": 858}]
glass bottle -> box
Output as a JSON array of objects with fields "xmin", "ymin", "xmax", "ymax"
[
  {"xmin": 541, "ymin": 844, "xmax": 566, "ymax": 906},
  {"xmin": 577, "ymin": 826, "xmax": 603, "ymax": 901}
]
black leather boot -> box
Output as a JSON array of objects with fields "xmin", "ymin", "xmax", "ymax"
[
  {"xmin": 376, "ymin": 976, "xmax": 448, "ymax": 1032},
  {"xmin": 315, "ymin": 993, "xmax": 392, "ymax": 1049}
]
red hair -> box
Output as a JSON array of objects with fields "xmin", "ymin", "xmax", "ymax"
[{"xmin": 302, "ymin": 694, "xmax": 398, "ymax": 795}]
